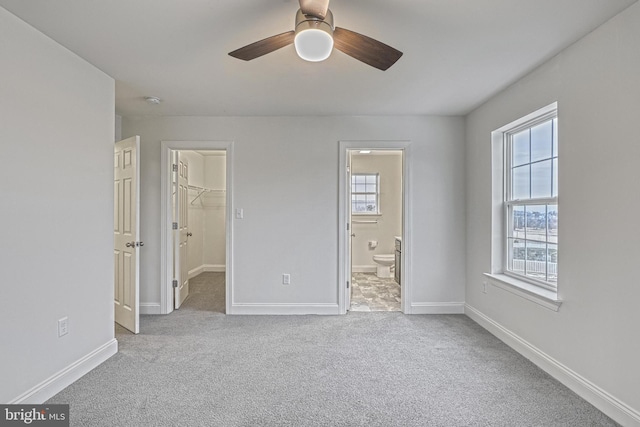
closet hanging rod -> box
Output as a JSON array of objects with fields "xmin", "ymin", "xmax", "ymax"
[
  {"xmin": 187, "ymin": 184, "xmax": 225, "ymax": 193},
  {"xmin": 188, "ymin": 185, "xmax": 225, "ymax": 205}
]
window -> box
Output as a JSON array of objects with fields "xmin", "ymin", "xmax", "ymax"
[
  {"xmin": 505, "ymin": 110, "xmax": 558, "ymax": 289},
  {"xmin": 351, "ymin": 173, "xmax": 379, "ymax": 214}
]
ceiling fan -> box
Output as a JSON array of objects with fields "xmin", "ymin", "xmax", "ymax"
[{"xmin": 228, "ymin": 0, "xmax": 403, "ymax": 71}]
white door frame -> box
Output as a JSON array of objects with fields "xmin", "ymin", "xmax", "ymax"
[
  {"xmin": 160, "ymin": 140, "xmax": 234, "ymax": 315},
  {"xmin": 338, "ymin": 140, "xmax": 412, "ymax": 314}
]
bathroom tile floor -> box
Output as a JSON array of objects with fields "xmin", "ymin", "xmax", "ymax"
[{"xmin": 350, "ymin": 272, "xmax": 401, "ymax": 312}]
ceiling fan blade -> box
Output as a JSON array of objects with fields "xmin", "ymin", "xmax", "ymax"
[
  {"xmin": 333, "ymin": 27, "xmax": 403, "ymax": 71},
  {"xmin": 299, "ymin": 0, "xmax": 330, "ymax": 19},
  {"xmin": 229, "ymin": 31, "xmax": 296, "ymax": 61}
]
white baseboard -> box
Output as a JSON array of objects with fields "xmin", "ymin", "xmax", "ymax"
[
  {"xmin": 203, "ymin": 264, "xmax": 225, "ymax": 273},
  {"xmin": 188, "ymin": 265, "xmax": 205, "ymax": 278},
  {"xmin": 229, "ymin": 303, "xmax": 340, "ymax": 315},
  {"xmin": 465, "ymin": 304, "xmax": 640, "ymax": 427},
  {"xmin": 353, "ymin": 265, "xmax": 377, "ymax": 273},
  {"xmin": 140, "ymin": 302, "xmax": 162, "ymax": 315},
  {"xmin": 189, "ymin": 264, "xmax": 225, "ymax": 278},
  {"xmin": 410, "ymin": 302, "xmax": 465, "ymax": 314},
  {"xmin": 10, "ymin": 339, "xmax": 118, "ymax": 404}
]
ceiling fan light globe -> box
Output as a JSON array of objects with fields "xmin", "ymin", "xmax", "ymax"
[{"xmin": 295, "ymin": 29, "xmax": 333, "ymax": 62}]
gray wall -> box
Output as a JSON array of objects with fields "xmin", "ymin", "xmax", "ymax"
[
  {"xmin": 122, "ymin": 116, "xmax": 466, "ymax": 313},
  {"xmin": 0, "ymin": 7, "xmax": 115, "ymax": 402},
  {"xmin": 465, "ymin": 2, "xmax": 640, "ymax": 420}
]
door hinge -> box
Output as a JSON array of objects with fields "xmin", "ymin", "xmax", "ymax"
[
  {"xmin": 172, "ymin": 222, "xmax": 178, "ymax": 230},
  {"xmin": 172, "ymin": 280, "xmax": 178, "ymax": 288},
  {"xmin": 172, "ymin": 164, "xmax": 178, "ymax": 172},
  {"xmin": 347, "ymin": 281, "xmax": 350, "ymax": 289},
  {"xmin": 347, "ymin": 223, "xmax": 350, "ymax": 231}
]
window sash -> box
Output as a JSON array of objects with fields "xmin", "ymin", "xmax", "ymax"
[
  {"xmin": 503, "ymin": 113, "xmax": 558, "ymax": 289},
  {"xmin": 504, "ymin": 200, "xmax": 558, "ymax": 290},
  {"xmin": 504, "ymin": 116, "xmax": 558, "ymax": 203},
  {"xmin": 351, "ymin": 173, "xmax": 380, "ymax": 214}
]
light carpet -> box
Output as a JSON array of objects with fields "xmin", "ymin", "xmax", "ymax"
[{"xmin": 47, "ymin": 273, "xmax": 618, "ymax": 426}]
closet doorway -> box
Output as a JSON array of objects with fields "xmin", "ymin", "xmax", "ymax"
[{"xmin": 160, "ymin": 141, "xmax": 233, "ymax": 315}]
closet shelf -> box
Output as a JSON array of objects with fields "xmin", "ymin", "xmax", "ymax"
[{"xmin": 188, "ymin": 185, "xmax": 225, "ymax": 205}]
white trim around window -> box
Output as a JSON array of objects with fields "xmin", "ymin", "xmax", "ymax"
[{"xmin": 489, "ymin": 102, "xmax": 562, "ymax": 310}]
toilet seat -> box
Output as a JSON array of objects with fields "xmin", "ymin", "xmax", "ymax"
[{"xmin": 373, "ymin": 254, "xmax": 395, "ymax": 264}]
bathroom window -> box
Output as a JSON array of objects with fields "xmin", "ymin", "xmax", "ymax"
[
  {"xmin": 504, "ymin": 107, "xmax": 558, "ymax": 289},
  {"xmin": 351, "ymin": 173, "xmax": 379, "ymax": 214}
]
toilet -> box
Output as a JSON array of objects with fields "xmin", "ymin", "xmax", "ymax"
[{"xmin": 373, "ymin": 254, "xmax": 395, "ymax": 278}]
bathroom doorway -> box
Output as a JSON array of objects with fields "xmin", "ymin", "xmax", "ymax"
[
  {"xmin": 350, "ymin": 150, "xmax": 402, "ymax": 311},
  {"xmin": 338, "ymin": 141, "xmax": 411, "ymax": 314}
]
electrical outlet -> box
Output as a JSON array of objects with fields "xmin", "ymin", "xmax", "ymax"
[
  {"xmin": 282, "ymin": 274, "xmax": 291, "ymax": 285},
  {"xmin": 58, "ymin": 317, "xmax": 69, "ymax": 337},
  {"xmin": 482, "ymin": 281, "xmax": 488, "ymax": 294}
]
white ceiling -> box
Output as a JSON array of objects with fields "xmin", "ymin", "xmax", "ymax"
[{"xmin": 1, "ymin": 0, "xmax": 636, "ymax": 117}]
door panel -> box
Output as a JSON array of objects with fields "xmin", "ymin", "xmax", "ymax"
[
  {"xmin": 114, "ymin": 136, "xmax": 140, "ymax": 333},
  {"xmin": 175, "ymin": 153, "xmax": 190, "ymax": 308}
]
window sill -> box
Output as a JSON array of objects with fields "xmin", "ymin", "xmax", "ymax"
[{"xmin": 483, "ymin": 273, "xmax": 562, "ymax": 312}]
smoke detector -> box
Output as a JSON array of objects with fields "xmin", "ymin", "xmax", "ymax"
[{"xmin": 144, "ymin": 96, "xmax": 161, "ymax": 105}]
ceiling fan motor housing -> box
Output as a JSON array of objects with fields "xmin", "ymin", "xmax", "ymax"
[
  {"xmin": 295, "ymin": 8, "xmax": 334, "ymax": 31},
  {"xmin": 294, "ymin": 9, "xmax": 335, "ymax": 62}
]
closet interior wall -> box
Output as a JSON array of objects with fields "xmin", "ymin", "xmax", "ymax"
[{"xmin": 182, "ymin": 151, "xmax": 226, "ymax": 276}]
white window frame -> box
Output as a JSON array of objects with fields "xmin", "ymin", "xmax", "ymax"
[
  {"xmin": 351, "ymin": 173, "xmax": 380, "ymax": 215},
  {"xmin": 503, "ymin": 110, "xmax": 558, "ymax": 290},
  {"xmin": 487, "ymin": 102, "xmax": 561, "ymax": 311}
]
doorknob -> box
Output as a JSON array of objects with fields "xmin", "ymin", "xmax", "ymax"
[
  {"xmin": 351, "ymin": 233, "xmax": 356, "ymax": 237},
  {"xmin": 125, "ymin": 242, "xmax": 135, "ymax": 247},
  {"xmin": 187, "ymin": 232, "xmax": 193, "ymax": 237},
  {"xmin": 136, "ymin": 241, "xmax": 144, "ymax": 247}
]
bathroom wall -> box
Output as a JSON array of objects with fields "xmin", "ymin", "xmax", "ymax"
[{"xmin": 351, "ymin": 152, "xmax": 403, "ymax": 271}]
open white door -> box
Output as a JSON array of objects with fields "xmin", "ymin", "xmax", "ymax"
[
  {"xmin": 345, "ymin": 152, "xmax": 353, "ymax": 310},
  {"xmin": 174, "ymin": 153, "xmax": 189, "ymax": 308},
  {"xmin": 114, "ymin": 136, "xmax": 140, "ymax": 333}
]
